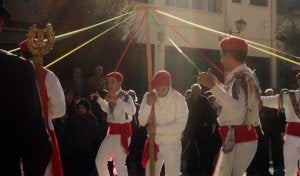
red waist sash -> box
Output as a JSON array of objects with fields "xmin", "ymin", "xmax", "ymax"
[
  {"xmin": 108, "ymin": 122, "xmax": 132, "ymax": 154},
  {"xmin": 219, "ymin": 125, "xmax": 258, "ymax": 145},
  {"xmin": 286, "ymin": 122, "xmax": 300, "ymax": 137}
]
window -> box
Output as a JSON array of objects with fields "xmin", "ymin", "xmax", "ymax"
[
  {"xmin": 288, "ymin": 0, "xmax": 300, "ymax": 11},
  {"xmin": 165, "ymin": 0, "xmax": 175, "ymax": 6},
  {"xmin": 208, "ymin": 0, "xmax": 222, "ymax": 13},
  {"xmin": 191, "ymin": 0, "xmax": 204, "ymax": 10},
  {"xmin": 250, "ymin": 0, "xmax": 267, "ymax": 6},
  {"xmin": 165, "ymin": 0, "xmax": 188, "ymax": 8},
  {"xmin": 232, "ymin": 0, "xmax": 241, "ymax": 3},
  {"xmin": 165, "ymin": 0, "xmax": 222, "ymax": 13},
  {"xmin": 135, "ymin": 0, "xmax": 148, "ymax": 3},
  {"xmin": 176, "ymin": 0, "xmax": 188, "ymax": 8}
]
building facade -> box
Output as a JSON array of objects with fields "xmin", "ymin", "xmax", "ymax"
[{"xmin": 134, "ymin": 0, "xmax": 278, "ymax": 92}]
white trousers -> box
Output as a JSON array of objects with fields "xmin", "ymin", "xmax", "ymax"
[
  {"xmin": 95, "ymin": 135, "xmax": 129, "ymax": 176},
  {"xmin": 284, "ymin": 134, "xmax": 300, "ymax": 176},
  {"xmin": 213, "ymin": 140, "xmax": 257, "ymax": 176},
  {"xmin": 145, "ymin": 141, "xmax": 182, "ymax": 176}
]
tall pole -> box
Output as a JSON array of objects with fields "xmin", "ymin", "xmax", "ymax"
[
  {"xmin": 137, "ymin": 5, "xmax": 157, "ymax": 175},
  {"xmin": 270, "ymin": 0, "xmax": 277, "ymax": 88},
  {"xmin": 143, "ymin": 6, "xmax": 156, "ymax": 176}
]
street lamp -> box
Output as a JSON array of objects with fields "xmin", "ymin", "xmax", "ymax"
[{"xmin": 229, "ymin": 18, "xmax": 247, "ymax": 34}]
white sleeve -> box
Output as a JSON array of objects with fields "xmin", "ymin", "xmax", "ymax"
[
  {"xmin": 155, "ymin": 94, "xmax": 189, "ymax": 135},
  {"xmin": 138, "ymin": 92, "xmax": 152, "ymax": 126},
  {"xmin": 261, "ymin": 94, "xmax": 280, "ymax": 109},
  {"xmin": 211, "ymin": 83, "xmax": 245, "ymax": 111},
  {"xmin": 45, "ymin": 71, "xmax": 65, "ymax": 119},
  {"xmin": 96, "ymin": 96, "xmax": 109, "ymax": 113}
]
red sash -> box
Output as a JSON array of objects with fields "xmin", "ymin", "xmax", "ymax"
[
  {"xmin": 286, "ymin": 122, "xmax": 300, "ymax": 137},
  {"xmin": 141, "ymin": 138, "xmax": 159, "ymax": 169},
  {"xmin": 39, "ymin": 67, "xmax": 63, "ymax": 176},
  {"xmin": 219, "ymin": 125, "xmax": 258, "ymax": 145},
  {"xmin": 108, "ymin": 122, "xmax": 132, "ymax": 154}
]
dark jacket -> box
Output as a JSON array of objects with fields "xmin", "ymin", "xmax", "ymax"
[{"xmin": 0, "ymin": 50, "xmax": 51, "ymax": 176}]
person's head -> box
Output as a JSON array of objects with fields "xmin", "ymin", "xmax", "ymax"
[
  {"xmin": 0, "ymin": 1, "xmax": 11, "ymax": 31},
  {"xmin": 219, "ymin": 37, "xmax": 248, "ymax": 72},
  {"xmin": 207, "ymin": 95, "xmax": 216, "ymax": 103},
  {"xmin": 72, "ymin": 66, "xmax": 82, "ymax": 80},
  {"xmin": 207, "ymin": 94, "xmax": 220, "ymax": 110},
  {"xmin": 204, "ymin": 90, "xmax": 213, "ymax": 97},
  {"xmin": 184, "ymin": 89, "xmax": 192, "ymax": 99},
  {"xmin": 75, "ymin": 98, "xmax": 91, "ymax": 115},
  {"xmin": 264, "ymin": 88, "xmax": 274, "ymax": 96},
  {"xmin": 151, "ymin": 70, "xmax": 171, "ymax": 97},
  {"xmin": 106, "ymin": 71, "xmax": 123, "ymax": 93},
  {"xmin": 280, "ymin": 88, "xmax": 289, "ymax": 94},
  {"xmin": 94, "ymin": 65, "xmax": 103, "ymax": 77},
  {"xmin": 128, "ymin": 89, "xmax": 138, "ymax": 102},
  {"xmin": 296, "ymin": 72, "xmax": 300, "ymax": 87},
  {"xmin": 190, "ymin": 83, "xmax": 202, "ymax": 98}
]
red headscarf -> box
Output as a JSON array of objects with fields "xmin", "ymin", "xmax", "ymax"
[
  {"xmin": 151, "ymin": 70, "xmax": 171, "ymax": 89},
  {"xmin": 106, "ymin": 71, "xmax": 124, "ymax": 82}
]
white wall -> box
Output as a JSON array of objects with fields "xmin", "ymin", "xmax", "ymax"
[{"xmin": 134, "ymin": 0, "xmax": 276, "ymax": 58}]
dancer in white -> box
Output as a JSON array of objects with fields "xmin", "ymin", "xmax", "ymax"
[
  {"xmin": 139, "ymin": 70, "xmax": 189, "ymax": 176},
  {"xmin": 197, "ymin": 37, "xmax": 261, "ymax": 176},
  {"xmin": 93, "ymin": 71, "xmax": 136, "ymax": 176}
]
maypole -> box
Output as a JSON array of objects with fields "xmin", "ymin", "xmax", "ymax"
[{"xmin": 137, "ymin": 5, "xmax": 156, "ymax": 176}]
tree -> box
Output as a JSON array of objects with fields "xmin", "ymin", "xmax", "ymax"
[
  {"xmin": 36, "ymin": 0, "xmax": 148, "ymax": 96},
  {"xmin": 277, "ymin": 0, "xmax": 300, "ymax": 89}
]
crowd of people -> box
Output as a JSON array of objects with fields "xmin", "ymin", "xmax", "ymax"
[{"xmin": 2, "ymin": 1, "xmax": 300, "ymax": 175}]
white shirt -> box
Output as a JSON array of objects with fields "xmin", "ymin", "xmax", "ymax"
[
  {"xmin": 97, "ymin": 88, "xmax": 136, "ymax": 123},
  {"xmin": 262, "ymin": 90, "xmax": 300, "ymax": 123},
  {"xmin": 45, "ymin": 69, "xmax": 65, "ymax": 129},
  {"xmin": 139, "ymin": 88, "xmax": 189, "ymax": 144},
  {"xmin": 211, "ymin": 64, "xmax": 261, "ymax": 126}
]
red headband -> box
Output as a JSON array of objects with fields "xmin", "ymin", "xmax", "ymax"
[
  {"xmin": 106, "ymin": 71, "xmax": 123, "ymax": 82},
  {"xmin": 151, "ymin": 70, "xmax": 171, "ymax": 89},
  {"xmin": 19, "ymin": 40, "xmax": 28, "ymax": 52},
  {"xmin": 220, "ymin": 37, "xmax": 248, "ymax": 52}
]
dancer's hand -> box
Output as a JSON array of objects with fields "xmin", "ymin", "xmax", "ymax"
[
  {"xmin": 197, "ymin": 68, "xmax": 219, "ymax": 89},
  {"xmin": 146, "ymin": 92, "xmax": 156, "ymax": 106}
]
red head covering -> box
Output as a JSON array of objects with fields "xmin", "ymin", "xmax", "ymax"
[
  {"xmin": 220, "ymin": 37, "xmax": 248, "ymax": 52},
  {"xmin": 151, "ymin": 70, "xmax": 171, "ymax": 89},
  {"xmin": 106, "ymin": 71, "xmax": 123, "ymax": 82},
  {"xmin": 19, "ymin": 40, "xmax": 28, "ymax": 52},
  {"xmin": 296, "ymin": 72, "xmax": 300, "ymax": 80}
]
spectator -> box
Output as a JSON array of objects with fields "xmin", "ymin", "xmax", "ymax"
[
  {"xmin": 87, "ymin": 65, "xmax": 106, "ymax": 94},
  {"xmin": 183, "ymin": 83, "xmax": 216, "ymax": 175},
  {"xmin": 64, "ymin": 66, "xmax": 88, "ymax": 98},
  {"xmin": 67, "ymin": 98, "xmax": 99, "ymax": 176}
]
